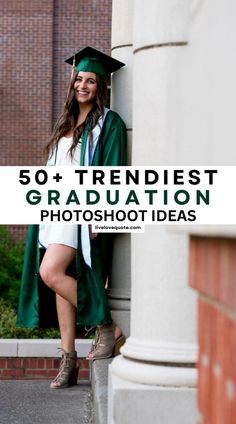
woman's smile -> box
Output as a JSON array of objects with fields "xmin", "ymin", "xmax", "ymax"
[
  {"xmin": 77, "ymin": 90, "xmax": 90, "ymax": 98},
  {"xmin": 74, "ymin": 71, "xmax": 97, "ymax": 104}
]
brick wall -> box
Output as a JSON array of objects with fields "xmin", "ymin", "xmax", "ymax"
[
  {"xmin": 0, "ymin": 0, "xmax": 112, "ymax": 240},
  {"xmin": 53, "ymin": 0, "xmax": 112, "ymax": 121},
  {"xmin": 0, "ymin": 357, "xmax": 89, "ymax": 381},
  {"xmin": 0, "ymin": 0, "xmax": 54, "ymax": 166},
  {"xmin": 189, "ymin": 236, "xmax": 236, "ymax": 424}
]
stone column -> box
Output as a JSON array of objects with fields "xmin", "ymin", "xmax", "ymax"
[
  {"xmin": 107, "ymin": 0, "xmax": 133, "ymax": 337},
  {"xmin": 108, "ymin": 1, "xmax": 198, "ymax": 423}
]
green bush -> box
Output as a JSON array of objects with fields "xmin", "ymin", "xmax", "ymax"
[
  {"xmin": 0, "ymin": 228, "xmax": 60, "ymax": 339},
  {"xmin": 0, "ymin": 298, "xmax": 60, "ymax": 338},
  {"xmin": 0, "ymin": 226, "xmax": 94, "ymax": 339},
  {"xmin": 0, "ymin": 226, "xmax": 24, "ymax": 310}
]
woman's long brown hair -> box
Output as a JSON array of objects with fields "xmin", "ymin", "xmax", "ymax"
[{"xmin": 45, "ymin": 72, "xmax": 108, "ymax": 160}]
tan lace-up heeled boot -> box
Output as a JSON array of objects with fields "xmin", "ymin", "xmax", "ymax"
[
  {"xmin": 87, "ymin": 322, "xmax": 125, "ymax": 360},
  {"xmin": 50, "ymin": 349, "xmax": 78, "ymax": 389}
]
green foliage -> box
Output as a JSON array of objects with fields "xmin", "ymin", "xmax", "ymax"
[
  {"xmin": 0, "ymin": 227, "xmax": 60, "ymax": 339},
  {"xmin": 0, "ymin": 298, "xmax": 16, "ymax": 337},
  {"xmin": 0, "ymin": 226, "xmax": 24, "ymax": 310},
  {"xmin": 0, "ymin": 226, "xmax": 93, "ymax": 340},
  {"xmin": 0, "ymin": 298, "xmax": 60, "ymax": 339}
]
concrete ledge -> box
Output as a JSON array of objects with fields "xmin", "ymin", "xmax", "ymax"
[
  {"xmin": 0, "ymin": 340, "xmax": 18, "ymax": 356},
  {"xmin": 0, "ymin": 339, "xmax": 93, "ymax": 358},
  {"xmin": 91, "ymin": 358, "xmax": 113, "ymax": 424}
]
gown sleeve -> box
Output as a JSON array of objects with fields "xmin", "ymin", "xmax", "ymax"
[{"xmin": 99, "ymin": 111, "xmax": 127, "ymax": 166}]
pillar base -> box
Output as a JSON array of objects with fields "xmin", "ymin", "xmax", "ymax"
[
  {"xmin": 121, "ymin": 337, "xmax": 198, "ymax": 363},
  {"xmin": 108, "ymin": 358, "xmax": 198, "ymax": 424},
  {"xmin": 111, "ymin": 354, "xmax": 197, "ymax": 387}
]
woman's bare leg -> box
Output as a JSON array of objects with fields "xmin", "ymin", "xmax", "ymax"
[
  {"xmin": 56, "ymin": 294, "xmax": 76, "ymax": 352},
  {"xmin": 40, "ymin": 244, "xmax": 78, "ymax": 388},
  {"xmin": 40, "ymin": 244, "xmax": 77, "ymax": 307},
  {"xmin": 40, "ymin": 244, "xmax": 77, "ymax": 351}
]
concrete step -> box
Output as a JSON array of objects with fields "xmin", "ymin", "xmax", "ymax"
[{"xmin": 91, "ymin": 359, "xmax": 112, "ymax": 424}]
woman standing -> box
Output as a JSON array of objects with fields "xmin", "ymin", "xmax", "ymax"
[{"xmin": 17, "ymin": 46, "xmax": 126, "ymax": 388}]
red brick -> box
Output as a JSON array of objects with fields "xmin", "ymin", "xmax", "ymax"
[
  {"xmin": 28, "ymin": 359, "xmax": 37, "ymax": 369},
  {"xmin": 44, "ymin": 370, "xmax": 58, "ymax": 378},
  {"xmin": 0, "ymin": 359, "xmax": 7, "ymax": 368},
  {"xmin": 208, "ymin": 240, "xmax": 221, "ymax": 299},
  {"xmin": 198, "ymin": 300, "xmax": 212, "ymax": 422},
  {"xmin": 26, "ymin": 369, "xmax": 57, "ymax": 378},
  {"xmin": 2, "ymin": 369, "xmax": 25, "ymax": 377},
  {"xmin": 78, "ymin": 359, "xmax": 89, "ymax": 370},
  {"xmin": 211, "ymin": 308, "xmax": 223, "ymax": 424},
  {"xmin": 196, "ymin": 295, "xmax": 236, "ymax": 423},
  {"xmin": 25, "ymin": 369, "xmax": 53, "ymax": 377},
  {"xmin": 79, "ymin": 369, "xmax": 90, "ymax": 380},
  {"xmin": 37, "ymin": 359, "xmax": 45, "ymax": 369},
  {"xmin": 189, "ymin": 236, "xmax": 236, "ymax": 310},
  {"xmin": 53, "ymin": 359, "xmax": 60, "ymax": 368},
  {"xmin": 45, "ymin": 359, "xmax": 53, "ymax": 369},
  {"xmin": 229, "ymin": 320, "xmax": 236, "ymax": 382},
  {"xmin": 22, "ymin": 359, "xmax": 30, "ymax": 368},
  {"xmin": 6, "ymin": 358, "xmax": 22, "ymax": 369}
]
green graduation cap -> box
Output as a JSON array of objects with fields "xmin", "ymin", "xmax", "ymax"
[{"xmin": 65, "ymin": 46, "xmax": 125, "ymax": 78}]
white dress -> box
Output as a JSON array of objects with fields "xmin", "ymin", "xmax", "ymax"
[{"xmin": 38, "ymin": 136, "xmax": 81, "ymax": 249}]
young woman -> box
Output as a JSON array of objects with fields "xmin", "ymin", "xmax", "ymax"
[{"xmin": 17, "ymin": 47, "xmax": 126, "ymax": 389}]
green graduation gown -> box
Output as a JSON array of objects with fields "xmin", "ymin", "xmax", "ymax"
[{"xmin": 17, "ymin": 110, "xmax": 126, "ymax": 328}]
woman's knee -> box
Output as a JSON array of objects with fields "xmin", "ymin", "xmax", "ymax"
[{"xmin": 39, "ymin": 263, "xmax": 58, "ymax": 289}]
